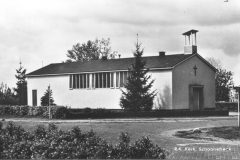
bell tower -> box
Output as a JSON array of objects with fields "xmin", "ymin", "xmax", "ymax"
[{"xmin": 182, "ymin": 29, "xmax": 198, "ymax": 54}]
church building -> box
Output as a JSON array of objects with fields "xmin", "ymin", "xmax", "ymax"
[{"xmin": 26, "ymin": 30, "xmax": 216, "ymax": 110}]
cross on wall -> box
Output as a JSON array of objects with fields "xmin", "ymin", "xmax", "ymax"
[{"xmin": 193, "ymin": 65, "xmax": 198, "ymax": 76}]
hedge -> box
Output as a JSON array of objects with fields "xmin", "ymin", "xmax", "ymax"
[
  {"xmin": 0, "ymin": 105, "xmax": 68, "ymax": 119},
  {"xmin": 0, "ymin": 122, "xmax": 167, "ymax": 159},
  {"xmin": 0, "ymin": 105, "xmax": 229, "ymax": 119},
  {"xmin": 66, "ymin": 108, "xmax": 229, "ymax": 119},
  {"xmin": 216, "ymin": 102, "xmax": 238, "ymax": 112}
]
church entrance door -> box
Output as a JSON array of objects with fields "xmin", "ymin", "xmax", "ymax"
[{"xmin": 189, "ymin": 85, "xmax": 203, "ymax": 110}]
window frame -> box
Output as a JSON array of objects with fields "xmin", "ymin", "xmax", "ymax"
[
  {"xmin": 69, "ymin": 71, "xmax": 129, "ymax": 90},
  {"xmin": 69, "ymin": 73, "xmax": 90, "ymax": 89}
]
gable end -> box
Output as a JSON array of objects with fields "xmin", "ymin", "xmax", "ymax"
[{"xmin": 173, "ymin": 53, "xmax": 217, "ymax": 72}]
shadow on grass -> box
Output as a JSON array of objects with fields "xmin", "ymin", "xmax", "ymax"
[
  {"xmin": 175, "ymin": 129, "xmax": 215, "ymax": 141},
  {"xmin": 208, "ymin": 126, "xmax": 240, "ymax": 140},
  {"xmin": 175, "ymin": 126, "xmax": 240, "ymax": 141}
]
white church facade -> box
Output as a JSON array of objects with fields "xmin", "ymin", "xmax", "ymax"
[{"xmin": 26, "ymin": 30, "xmax": 216, "ymax": 110}]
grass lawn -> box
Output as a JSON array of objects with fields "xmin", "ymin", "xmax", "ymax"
[
  {"xmin": 0, "ymin": 117, "xmax": 237, "ymax": 148},
  {"xmin": 1, "ymin": 120, "xmax": 164, "ymax": 144},
  {"xmin": 175, "ymin": 126, "xmax": 240, "ymax": 141},
  {"xmin": 2, "ymin": 117, "xmax": 240, "ymax": 160}
]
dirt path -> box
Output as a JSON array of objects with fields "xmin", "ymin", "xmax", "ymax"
[{"xmin": 160, "ymin": 126, "xmax": 240, "ymax": 160}]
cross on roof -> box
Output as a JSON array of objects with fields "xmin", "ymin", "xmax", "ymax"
[
  {"xmin": 19, "ymin": 60, "xmax": 22, "ymax": 68},
  {"xmin": 193, "ymin": 65, "xmax": 198, "ymax": 76},
  {"xmin": 136, "ymin": 33, "xmax": 139, "ymax": 44}
]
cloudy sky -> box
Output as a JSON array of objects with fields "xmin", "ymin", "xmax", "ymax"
[{"xmin": 0, "ymin": 0, "xmax": 240, "ymax": 88}]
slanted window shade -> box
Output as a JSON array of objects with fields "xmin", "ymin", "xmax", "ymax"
[
  {"xmin": 99, "ymin": 73, "xmax": 103, "ymax": 88},
  {"xmin": 86, "ymin": 74, "xmax": 89, "ymax": 88},
  {"xmin": 70, "ymin": 74, "xmax": 90, "ymax": 89},
  {"xmin": 116, "ymin": 72, "xmax": 120, "ymax": 88},
  {"xmin": 73, "ymin": 75, "xmax": 76, "ymax": 89},
  {"xmin": 120, "ymin": 72, "xmax": 124, "ymax": 87},
  {"xmin": 92, "ymin": 74, "xmax": 95, "ymax": 88},
  {"xmin": 110, "ymin": 73, "xmax": 114, "ymax": 88},
  {"xmin": 103, "ymin": 73, "xmax": 106, "ymax": 88},
  {"xmin": 124, "ymin": 72, "xmax": 128, "ymax": 84},
  {"xmin": 107, "ymin": 73, "xmax": 110, "ymax": 88},
  {"xmin": 69, "ymin": 75, "xmax": 73, "ymax": 88},
  {"xmin": 76, "ymin": 75, "xmax": 79, "ymax": 88}
]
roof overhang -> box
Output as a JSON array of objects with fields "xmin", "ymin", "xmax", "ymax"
[{"xmin": 26, "ymin": 67, "xmax": 173, "ymax": 78}]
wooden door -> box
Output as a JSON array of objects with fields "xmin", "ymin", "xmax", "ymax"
[
  {"xmin": 192, "ymin": 87, "xmax": 203, "ymax": 110},
  {"xmin": 32, "ymin": 90, "xmax": 37, "ymax": 106},
  {"xmin": 193, "ymin": 88, "xmax": 200, "ymax": 110}
]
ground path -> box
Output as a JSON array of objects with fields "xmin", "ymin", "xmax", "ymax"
[
  {"xmin": 2, "ymin": 116, "xmax": 235, "ymax": 123},
  {"xmin": 162, "ymin": 127, "xmax": 240, "ymax": 160}
]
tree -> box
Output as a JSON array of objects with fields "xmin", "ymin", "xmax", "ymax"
[
  {"xmin": 41, "ymin": 86, "xmax": 55, "ymax": 106},
  {"xmin": 207, "ymin": 58, "xmax": 234, "ymax": 101},
  {"xmin": 215, "ymin": 68, "xmax": 233, "ymax": 101},
  {"xmin": 207, "ymin": 57, "xmax": 222, "ymax": 70},
  {"xmin": 15, "ymin": 62, "xmax": 27, "ymax": 105},
  {"xmin": 120, "ymin": 42, "xmax": 156, "ymax": 111},
  {"xmin": 0, "ymin": 82, "xmax": 18, "ymax": 105},
  {"xmin": 66, "ymin": 38, "xmax": 117, "ymax": 62}
]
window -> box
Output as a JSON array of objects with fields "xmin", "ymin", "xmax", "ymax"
[
  {"xmin": 69, "ymin": 71, "xmax": 128, "ymax": 89},
  {"xmin": 93, "ymin": 72, "xmax": 114, "ymax": 88},
  {"xmin": 116, "ymin": 71, "xmax": 129, "ymax": 88},
  {"xmin": 69, "ymin": 73, "xmax": 90, "ymax": 89}
]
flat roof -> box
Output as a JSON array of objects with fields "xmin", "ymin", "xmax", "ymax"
[{"xmin": 182, "ymin": 29, "xmax": 198, "ymax": 36}]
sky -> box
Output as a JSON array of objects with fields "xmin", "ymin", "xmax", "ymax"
[{"xmin": 0, "ymin": 0, "xmax": 240, "ymax": 88}]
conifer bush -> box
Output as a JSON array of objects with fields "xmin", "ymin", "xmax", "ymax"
[
  {"xmin": 41, "ymin": 86, "xmax": 55, "ymax": 106},
  {"xmin": 120, "ymin": 42, "xmax": 156, "ymax": 111}
]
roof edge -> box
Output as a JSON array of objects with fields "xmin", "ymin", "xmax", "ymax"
[
  {"xmin": 26, "ymin": 64, "xmax": 53, "ymax": 76},
  {"xmin": 172, "ymin": 53, "xmax": 217, "ymax": 72},
  {"xmin": 26, "ymin": 67, "xmax": 174, "ymax": 78}
]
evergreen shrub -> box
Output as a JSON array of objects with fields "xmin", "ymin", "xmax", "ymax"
[{"xmin": 0, "ymin": 122, "xmax": 167, "ymax": 159}]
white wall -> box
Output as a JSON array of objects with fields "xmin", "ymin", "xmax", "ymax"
[
  {"xmin": 27, "ymin": 75, "xmax": 122, "ymax": 109},
  {"xmin": 150, "ymin": 70, "xmax": 172, "ymax": 109},
  {"xmin": 27, "ymin": 70, "xmax": 172, "ymax": 109}
]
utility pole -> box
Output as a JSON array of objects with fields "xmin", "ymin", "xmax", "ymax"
[
  {"xmin": 234, "ymin": 86, "xmax": 240, "ymax": 127},
  {"xmin": 238, "ymin": 93, "xmax": 240, "ymax": 127},
  {"xmin": 48, "ymin": 84, "xmax": 51, "ymax": 119}
]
